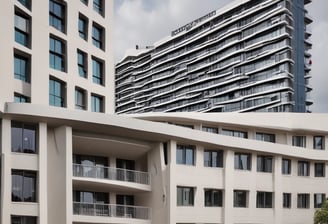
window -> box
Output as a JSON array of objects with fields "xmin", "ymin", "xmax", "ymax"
[
  {"xmin": 234, "ymin": 153, "xmax": 251, "ymax": 170},
  {"xmin": 256, "ymin": 191, "xmax": 273, "ymax": 208},
  {"xmin": 297, "ymin": 194, "xmax": 310, "ymax": 208},
  {"xmin": 256, "ymin": 132, "xmax": 275, "ymax": 143},
  {"xmin": 81, "ymin": 0, "xmax": 88, "ymax": 5},
  {"xmin": 75, "ymin": 88, "xmax": 86, "ymax": 110},
  {"xmin": 202, "ymin": 126, "xmax": 218, "ymax": 134},
  {"xmin": 14, "ymin": 93, "xmax": 30, "ymax": 103},
  {"xmin": 93, "ymin": 0, "xmax": 103, "ymax": 15},
  {"xmin": 298, "ymin": 161, "xmax": 310, "ymax": 176},
  {"xmin": 11, "ymin": 121, "xmax": 37, "ymax": 153},
  {"xmin": 314, "ymin": 193, "xmax": 326, "ymax": 208},
  {"xmin": 77, "ymin": 50, "xmax": 87, "ymax": 78},
  {"xmin": 315, "ymin": 163, "xmax": 325, "ymax": 177},
  {"xmin": 49, "ymin": 36, "xmax": 66, "ymax": 71},
  {"xmin": 49, "ymin": 78, "xmax": 65, "ymax": 107},
  {"xmin": 282, "ymin": 159, "xmax": 291, "ymax": 175},
  {"xmin": 222, "ymin": 129, "xmax": 247, "ymax": 138},
  {"xmin": 292, "ymin": 136, "xmax": 306, "ymax": 147},
  {"xmin": 283, "ymin": 193, "xmax": 291, "ymax": 208},
  {"xmin": 91, "ymin": 94, "xmax": 103, "ymax": 112},
  {"xmin": 14, "ymin": 54, "xmax": 30, "ymax": 82},
  {"xmin": 204, "ymin": 189, "xmax": 222, "ymax": 207},
  {"xmin": 234, "ymin": 190, "xmax": 248, "ymax": 207},
  {"xmin": 314, "ymin": 136, "xmax": 325, "ymax": 150},
  {"xmin": 92, "ymin": 23, "xmax": 104, "ymax": 49},
  {"xmin": 204, "ymin": 150, "xmax": 223, "ymax": 167},
  {"xmin": 12, "ymin": 170, "xmax": 37, "ymax": 202},
  {"xmin": 73, "ymin": 190, "xmax": 109, "ymax": 215},
  {"xmin": 257, "ymin": 155, "xmax": 273, "ymax": 173},
  {"xmin": 177, "ymin": 187, "xmax": 194, "ymax": 206},
  {"xmin": 17, "ymin": 0, "xmax": 31, "ymax": 10},
  {"xmin": 92, "ymin": 57, "xmax": 104, "ymax": 85},
  {"xmin": 78, "ymin": 14, "xmax": 88, "ymax": 40},
  {"xmin": 11, "ymin": 216, "xmax": 37, "ymax": 224},
  {"xmin": 73, "ymin": 154, "xmax": 108, "ymax": 178},
  {"xmin": 49, "ymin": 0, "xmax": 65, "ymax": 33},
  {"xmin": 15, "ymin": 12, "xmax": 30, "ymax": 47},
  {"xmin": 176, "ymin": 145, "xmax": 195, "ymax": 165}
]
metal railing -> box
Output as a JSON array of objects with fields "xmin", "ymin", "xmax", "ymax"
[
  {"xmin": 73, "ymin": 202, "xmax": 150, "ymax": 220},
  {"xmin": 73, "ymin": 164, "xmax": 150, "ymax": 185}
]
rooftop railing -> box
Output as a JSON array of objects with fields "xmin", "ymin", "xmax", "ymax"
[
  {"xmin": 73, "ymin": 164, "xmax": 150, "ymax": 185},
  {"xmin": 73, "ymin": 202, "xmax": 150, "ymax": 220}
]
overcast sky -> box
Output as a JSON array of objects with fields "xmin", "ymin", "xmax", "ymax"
[{"xmin": 114, "ymin": 0, "xmax": 328, "ymax": 113}]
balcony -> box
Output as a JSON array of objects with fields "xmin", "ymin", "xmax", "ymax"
[
  {"xmin": 73, "ymin": 202, "xmax": 150, "ymax": 220},
  {"xmin": 73, "ymin": 164, "xmax": 150, "ymax": 185}
]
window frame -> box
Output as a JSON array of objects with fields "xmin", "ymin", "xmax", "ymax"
[
  {"xmin": 314, "ymin": 193, "xmax": 326, "ymax": 208},
  {"xmin": 256, "ymin": 191, "xmax": 273, "ymax": 208},
  {"xmin": 176, "ymin": 144, "xmax": 195, "ymax": 166},
  {"xmin": 93, "ymin": 0, "xmax": 104, "ymax": 16},
  {"xmin": 92, "ymin": 23, "xmax": 104, "ymax": 50},
  {"xmin": 313, "ymin": 136, "xmax": 325, "ymax": 150},
  {"xmin": 92, "ymin": 57, "xmax": 104, "ymax": 85},
  {"xmin": 298, "ymin": 161, "xmax": 310, "ymax": 176},
  {"xmin": 11, "ymin": 121, "xmax": 37, "ymax": 154},
  {"xmin": 297, "ymin": 193, "xmax": 310, "ymax": 209},
  {"xmin": 233, "ymin": 190, "xmax": 248, "ymax": 208},
  {"xmin": 78, "ymin": 14, "xmax": 88, "ymax": 40},
  {"xmin": 11, "ymin": 170, "xmax": 37, "ymax": 202},
  {"xmin": 14, "ymin": 53, "xmax": 30, "ymax": 83},
  {"xmin": 77, "ymin": 50, "xmax": 88, "ymax": 78},
  {"xmin": 177, "ymin": 186, "xmax": 194, "ymax": 206},
  {"xmin": 14, "ymin": 93, "xmax": 30, "ymax": 103},
  {"xmin": 256, "ymin": 132, "xmax": 275, "ymax": 143},
  {"xmin": 283, "ymin": 193, "xmax": 291, "ymax": 208},
  {"xmin": 282, "ymin": 158, "xmax": 291, "ymax": 175},
  {"xmin": 15, "ymin": 11, "xmax": 31, "ymax": 47},
  {"xmin": 11, "ymin": 215, "xmax": 37, "ymax": 224},
  {"xmin": 49, "ymin": 36, "xmax": 66, "ymax": 72},
  {"xmin": 257, "ymin": 155, "xmax": 273, "ymax": 173},
  {"xmin": 314, "ymin": 163, "xmax": 325, "ymax": 177},
  {"xmin": 292, "ymin": 135, "xmax": 306, "ymax": 148},
  {"xmin": 204, "ymin": 150, "xmax": 223, "ymax": 168},
  {"xmin": 91, "ymin": 94, "xmax": 104, "ymax": 113},
  {"xmin": 75, "ymin": 87, "xmax": 87, "ymax": 110},
  {"xmin": 234, "ymin": 152, "xmax": 251, "ymax": 170},
  {"xmin": 49, "ymin": 0, "xmax": 66, "ymax": 33},
  {"xmin": 17, "ymin": 0, "xmax": 31, "ymax": 10},
  {"xmin": 204, "ymin": 189, "xmax": 223, "ymax": 207},
  {"xmin": 49, "ymin": 77, "xmax": 66, "ymax": 107},
  {"xmin": 222, "ymin": 129, "xmax": 248, "ymax": 138}
]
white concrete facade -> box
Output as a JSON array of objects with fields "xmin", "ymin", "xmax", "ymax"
[
  {"xmin": 0, "ymin": 0, "xmax": 115, "ymax": 113},
  {"xmin": 1, "ymin": 102, "xmax": 327, "ymax": 224}
]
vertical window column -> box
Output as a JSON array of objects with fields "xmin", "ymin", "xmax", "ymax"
[
  {"xmin": 15, "ymin": 12, "xmax": 31, "ymax": 47},
  {"xmin": 49, "ymin": 36, "xmax": 66, "ymax": 72},
  {"xmin": 49, "ymin": 0, "xmax": 66, "ymax": 33},
  {"xmin": 49, "ymin": 78, "xmax": 66, "ymax": 107}
]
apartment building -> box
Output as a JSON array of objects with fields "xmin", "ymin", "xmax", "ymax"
[
  {"xmin": 115, "ymin": 0, "xmax": 313, "ymax": 114},
  {"xmin": 1, "ymin": 102, "xmax": 328, "ymax": 224},
  {"xmin": 0, "ymin": 0, "xmax": 114, "ymax": 113}
]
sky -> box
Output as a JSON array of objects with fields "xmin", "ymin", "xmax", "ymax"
[{"xmin": 114, "ymin": 0, "xmax": 328, "ymax": 113}]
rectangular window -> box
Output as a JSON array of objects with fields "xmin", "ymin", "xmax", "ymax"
[
  {"xmin": 78, "ymin": 14, "xmax": 88, "ymax": 40},
  {"xmin": 73, "ymin": 154, "xmax": 108, "ymax": 178},
  {"xmin": 234, "ymin": 153, "xmax": 251, "ymax": 170},
  {"xmin": 204, "ymin": 150, "xmax": 223, "ymax": 167},
  {"xmin": 204, "ymin": 189, "xmax": 222, "ymax": 207},
  {"xmin": 234, "ymin": 190, "xmax": 248, "ymax": 207},
  {"xmin": 49, "ymin": 78, "xmax": 65, "ymax": 107},
  {"xmin": 17, "ymin": 0, "xmax": 31, "ymax": 10},
  {"xmin": 75, "ymin": 88, "xmax": 86, "ymax": 110},
  {"xmin": 73, "ymin": 190, "xmax": 109, "ymax": 215},
  {"xmin": 91, "ymin": 94, "xmax": 103, "ymax": 113},
  {"xmin": 314, "ymin": 193, "xmax": 326, "ymax": 208},
  {"xmin": 298, "ymin": 161, "xmax": 310, "ymax": 176},
  {"xmin": 283, "ymin": 193, "xmax": 291, "ymax": 208},
  {"xmin": 11, "ymin": 216, "xmax": 37, "ymax": 224},
  {"xmin": 315, "ymin": 163, "xmax": 325, "ymax": 177},
  {"xmin": 176, "ymin": 145, "xmax": 195, "ymax": 165},
  {"xmin": 256, "ymin": 132, "xmax": 275, "ymax": 143},
  {"xmin": 15, "ymin": 12, "xmax": 30, "ymax": 47},
  {"xmin": 14, "ymin": 54, "xmax": 30, "ymax": 82},
  {"xmin": 256, "ymin": 191, "xmax": 273, "ymax": 208},
  {"xmin": 14, "ymin": 93, "xmax": 30, "ymax": 103},
  {"xmin": 297, "ymin": 194, "xmax": 310, "ymax": 208},
  {"xmin": 202, "ymin": 126, "xmax": 218, "ymax": 134},
  {"xmin": 257, "ymin": 155, "xmax": 273, "ymax": 173},
  {"xmin": 92, "ymin": 23, "xmax": 104, "ymax": 49},
  {"xmin": 49, "ymin": 36, "xmax": 66, "ymax": 71},
  {"xmin": 49, "ymin": 0, "xmax": 65, "ymax": 33},
  {"xmin": 77, "ymin": 50, "xmax": 87, "ymax": 78},
  {"xmin": 93, "ymin": 0, "xmax": 103, "ymax": 15},
  {"xmin": 222, "ymin": 129, "xmax": 247, "ymax": 138},
  {"xmin": 11, "ymin": 121, "xmax": 37, "ymax": 153},
  {"xmin": 314, "ymin": 136, "xmax": 325, "ymax": 150},
  {"xmin": 292, "ymin": 136, "xmax": 306, "ymax": 147},
  {"xmin": 12, "ymin": 170, "xmax": 37, "ymax": 202},
  {"xmin": 282, "ymin": 159, "xmax": 291, "ymax": 175},
  {"xmin": 177, "ymin": 187, "xmax": 194, "ymax": 206},
  {"xmin": 92, "ymin": 57, "xmax": 104, "ymax": 85}
]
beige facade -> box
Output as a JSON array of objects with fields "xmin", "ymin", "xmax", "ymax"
[
  {"xmin": 1, "ymin": 102, "xmax": 328, "ymax": 224},
  {"xmin": 0, "ymin": 0, "xmax": 115, "ymax": 113}
]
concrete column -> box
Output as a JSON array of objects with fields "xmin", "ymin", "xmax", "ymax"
[
  {"xmin": 224, "ymin": 150, "xmax": 234, "ymax": 224},
  {"xmin": 274, "ymin": 156, "xmax": 283, "ymax": 224},
  {"xmin": 38, "ymin": 122, "xmax": 48, "ymax": 224},
  {"xmin": 1, "ymin": 119, "xmax": 11, "ymax": 224}
]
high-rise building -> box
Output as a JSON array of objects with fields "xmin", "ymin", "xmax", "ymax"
[
  {"xmin": 115, "ymin": 0, "xmax": 313, "ymax": 114},
  {"xmin": 0, "ymin": 0, "xmax": 115, "ymax": 113}
]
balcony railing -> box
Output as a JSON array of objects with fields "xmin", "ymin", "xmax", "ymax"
[
  {"xmin": 73, "ymin": 164, "xmax": 150, "ymax": 185},
  {"xmin": 73, "ymin": 202, "xmax": 150, "ymax": 220}
]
